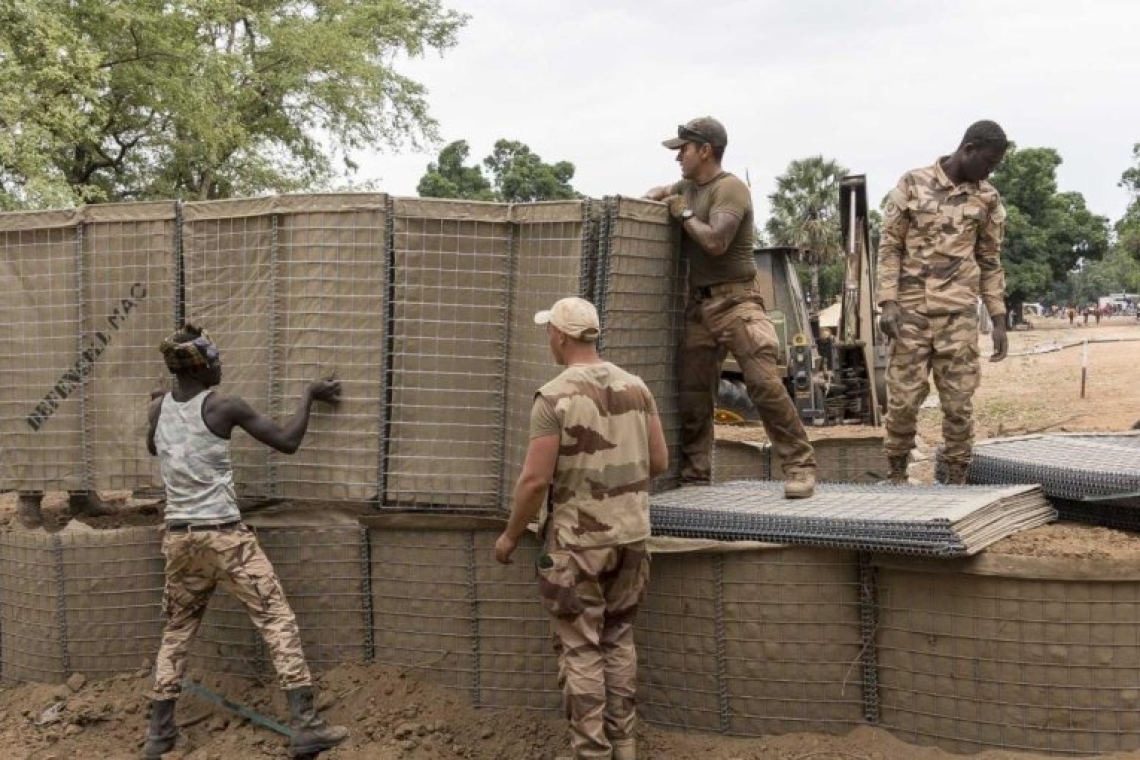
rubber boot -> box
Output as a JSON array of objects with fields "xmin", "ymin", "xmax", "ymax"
[
  {"xmin": 16, "ymin": 492, "xmax": 44, "ymax": 529},
  {"xmin": 783, "ymin": 468, "xmax": 815, "ymax": 499},
  {"xmin": 286, "ymin": 686, "xmax": 348, "ymax": 757},
  {"xmin": 886, "ymin": 454, "xmax": 909, "ymax": 485},
  {"xmin": 142, "ymin": 698, "xmax": 177, "ymax": 759},
  {"xmin": 943, "ymin": 461, "xmax": 970, "ymax": 486},
  {"xmin": 68, "ymin": 490, "xmax": 118, "ymax": 517},
  {"xmin": 612, "ymin": 738, "xmax": 637, "ymax": 760}
]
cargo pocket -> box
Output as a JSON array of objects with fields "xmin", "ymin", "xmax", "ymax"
[
  {"xmin": 162, "ymin": 580, "xmax": 209, "ymax": 621},
  {"xmin": 607, "ymin": 547, "xmax": 650, "ymax": 616},
  {"xmin": 536, "ymin": 551, "xmax": 583, "ymax": 618}
]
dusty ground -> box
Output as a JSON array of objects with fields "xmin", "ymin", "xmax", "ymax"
[{"xmin": 3, "ymin": 316, "xmax": 1140, "ymax": 759}]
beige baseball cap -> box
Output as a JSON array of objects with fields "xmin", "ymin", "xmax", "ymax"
[{"xmin": 534, "ymin": 297, "xmax": 600, "ymax": 342}]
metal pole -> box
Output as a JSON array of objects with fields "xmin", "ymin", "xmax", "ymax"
[{"xmin": 1080, "ymin": 338, "xmax": 1088, "ymax": 399}]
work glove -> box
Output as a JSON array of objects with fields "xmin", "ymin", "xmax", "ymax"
[
  {"xmin": 990, "ymin": 320, "xmax": 1008, "ymax": 362},
  {"xmin": 879, "ymin": 301, "xmax": 902, "ymax": 340},
  {"xmin": 664, "ymin": 194, "xmax": 689, "ymax": 221}
]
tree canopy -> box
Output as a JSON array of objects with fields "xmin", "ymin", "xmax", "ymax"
[
  {"xmin": 417, "ymin": 138, "xmax": 580, "ymax": 203},
  {"xmin": 0, "ymin": 0, "xmax": 467, "ymax": 209},
  {"xmin": 988, "ymin": 147, "xmax": 1109, "ymax": 306},
  {"xmin": 1117, "ymin": 143, "xmax": 1140, "ymax": 262}
]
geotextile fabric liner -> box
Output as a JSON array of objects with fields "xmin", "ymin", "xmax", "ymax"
[
  {"xmin": 383, "ymin": 199, "xmax": 511, "ymax": 510},
  {"xmin": 713, "ymin": 436, "xmax": 887, "ymax": 484},
  {"xmin": 874, "ymin": 553, "xmax": 1140, "ymax": 756}
]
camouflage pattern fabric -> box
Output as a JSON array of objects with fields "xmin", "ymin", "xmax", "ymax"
[
  {"xmin": 538, "ymin": 539, "xmax": 649, "ymax": 759},
  {"xmin": 152, "ymin": 525, "xmax": 312, "ymax": 699},
  {"xmin": 530, "ymin": 363, "xmax": 657, "ymax": 549},
  {"xmin": 877, "ymin": 159, "xmax": 1006, "ymax": 319},
  {"xmin": 884, "ymin": 312, "xmax": 980, "ymax": 465},
  {"xmin": 677, "ymin": 282, "xmax": 816, "ymax": 483}
]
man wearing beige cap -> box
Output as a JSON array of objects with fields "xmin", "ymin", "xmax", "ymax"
[
  {"xmin": 646, "ymin": 117, "xmax": 816, "ymax": 498},
  {"xmin": 495, "ymin": 297, "xmax": 667, "ymax": 760}
]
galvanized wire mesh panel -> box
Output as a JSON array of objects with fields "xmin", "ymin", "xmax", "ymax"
[
  {"xmin": 59, "ymin": 525, "xmax": 164, "ymax": 678},
  {"xmin": 0, "ymin": 530, "xmax": 65, "ymax": 681},
  {"xmin": 83, "ymin": 204, "xmax": 177, "ymax": 491},
  {"xmin": 274, "ymin": 196, "xmax": 388, "ymax": 501},
  {"xmin": 596, "ymin": 197, "xmax": 685, "ymax": 492},
  {"xmin": 384, "ymin": 199, "xmax": 511, "ymax": 511},
  {"xmin": 369, "ymin": 528, "xmax": 476, "ymax": 696},
  {"xmin": 182, "ymin": 199, "xmax": 276, "ymax": 499},
  {"xmin": 0, "ymin": 212, "xmax": 85, "ymax": 490},
  {"xmin": 193, "ymin": 525, "xmax": 369, "ymax": 677},
  {"xmin": 472, "ymin": 530, "xmax": 560, "ymax": 710},
  {"xmin": 500, "ymin": 201, "xmax": 592, "ymax": 511},
  {"xmin": 636, "ymin": 552, "xmax": 722, "ymax": 732},
  {"xmin": 721, "ymin": 548, "xmax": 864, "ymax": 735},
  {"xmin": 877, "ymin": 564, "xmax": 1140, "ymax": 755}
]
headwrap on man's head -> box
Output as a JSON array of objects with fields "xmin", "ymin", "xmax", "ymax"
[{"xmin": 160, "ymin": 323, "xmax": 218, "ymax": 372}]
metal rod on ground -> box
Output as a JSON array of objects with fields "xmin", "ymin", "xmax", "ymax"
[
  {"xmin": 182, "ymin": 680, "xmax": 294, "ymax": 738},
  {"xmin": 1080, "ymin": 338, "xmax": 1088, "ymax": 399}
]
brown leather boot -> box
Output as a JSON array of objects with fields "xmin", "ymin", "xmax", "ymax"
[
  {"xmin": 142, "ymin": 699, "xmax": 177, "ymax": 759},
  {"xmin": 16, "ymin": 492, "xmax": 44, "ymax": 529},
  {"xmin": 943, "ymin": 461, "xmax": 970, "ymax": 485},
  {"xmin": 886, "ymin": 454, "xmax": 909, "ymax": 485},
  {"xmin": 286, "ymin": 686, "xmax": 348, "ymax": 757}
]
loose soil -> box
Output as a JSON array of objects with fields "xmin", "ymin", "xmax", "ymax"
[{"xmin": 2, "ymin": 316, "xmax": 1140, "ymax": 759}]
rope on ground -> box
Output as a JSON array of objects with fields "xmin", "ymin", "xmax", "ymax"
[{"xmin": 1009, "ymin": 335, "xmax": 1140, "ymax": 357}]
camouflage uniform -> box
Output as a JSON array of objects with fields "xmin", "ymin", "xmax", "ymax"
[
  {"xmin": 153, "ymin": 525, "xmax": 311, "ymax": 699},
  {"xmin": 672, "ymin": 172, "xmax": 815, "ymax": 483},
  {"xmin": 531, "ymin": 363, "xmax": 656, "ymax": 759},
  {"xmin": 877, "ymin": 159, "xmax": 1007, "ymax": 465}
]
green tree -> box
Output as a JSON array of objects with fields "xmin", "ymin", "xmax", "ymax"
[
  {"xmin": 765, "ymin": 156, "xmax": 849, "ymax": 312},
  {"xmin": 989, "ymin": 147, "xmax": 1109, "ymax": 311},
  {"xmin": 0, "ymin": 0, "xmax": 467, "ymax": 208},
  {"xmin": 482, "ymin": 139, "xmax": 579, "ymax": 203},
  {"xmin": 415, "ymin": 140, "xmax": 496, "ymax": 200},
  {"xmin": 1117, "ymin": 143, "xmax": 1140, "ymax": 261}
]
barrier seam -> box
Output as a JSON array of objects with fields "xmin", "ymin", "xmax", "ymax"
[
  {"xmin": 360, "ymin": 524, "xmax": 375, "ymax": 661},
  {"xmin": 377, "ymin": 196, "xmax": 396, "ymax": 507},
  {"xmin": 174, "ymin": 200, "xmax": 185, "ymax": 328},
  {"xmin": 53, "ymin": 535, "xmax": 70, "ymax": 677},
  {"xmin": 266, "ymin": 213, "xmax": 282, "ymax": 498},
  {"xmin": 76, "ymin": 223, "xmax": 93, "ymax": 492},
  {"xmin": 714, "ymin": 553, "xmax": 729, "ymax": 733},
  {"xmin": 494, "ymin": 221, "xmax": 517, "ymax": 512},
  {"xmin": 466, "ymin": 531, "xmax": 481, "ymax": 705},
  {"xmin": 858, "ymin": 551, "xmax": 881, "ymax": 723}
]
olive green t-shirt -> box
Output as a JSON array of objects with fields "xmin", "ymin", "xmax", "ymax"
[{"xmin": 672, "ymin": 172, "xmax": 756, "ymax": 288}]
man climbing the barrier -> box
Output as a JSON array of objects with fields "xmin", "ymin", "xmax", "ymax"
[
  {"xmin": 644, "ymin": 116, "xmax": 816, "ymax": 498},
  {"xmin": 877, "ymin": 120, "xmax": 1010, "ymax": 485},
  {"xmin": 142, "ymin": 323, "xmax": 348, "ymax": 759},
  {"xmin": 494, "ymin": 297, "xmax": 668, "ymax": 760}
]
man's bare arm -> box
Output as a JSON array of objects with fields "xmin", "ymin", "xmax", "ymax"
[
  {"xmin": 644, "ymin": 185, "xmax": 673, "ymax": 201},
  {"xmin": 684, "ymin": 211, "xmax": 742, "ymax": 257}
]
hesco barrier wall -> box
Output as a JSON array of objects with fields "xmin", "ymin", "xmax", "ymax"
[
  {"xmin": 6, "ymin": 516, "xmax": 1140, "ymax": 754},
  {"xmin": 713, "ymin": 435, "xmax": 886, "ymax": 483}
]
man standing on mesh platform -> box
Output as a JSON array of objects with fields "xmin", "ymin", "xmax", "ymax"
[
  {"xmin": 142, "ymin": 323, "xmax": 347, "ymax": 759},
  {"xmin": 877, "ymin": 120, "xmax": 1010, "ymax": 485},
  {"xmin": 645, "ymin": 116, "xmax": 816, "ymax": 498},
  {"xmin": 494, "ymin": 297, "xmax": 668, "ymax": 760}
]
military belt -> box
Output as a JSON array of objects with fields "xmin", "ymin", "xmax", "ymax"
[
  {"xmin": 165, "ymin": 519, "xmax": 242, "ymax": 533},
  {"xmin": 692, "ymin": 279, "xmax": 755, "ymax": 301}
]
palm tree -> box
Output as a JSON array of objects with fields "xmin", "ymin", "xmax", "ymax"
[{"xmin": 765, "ymin": 156, "xmax": 848, "ymax": 313}]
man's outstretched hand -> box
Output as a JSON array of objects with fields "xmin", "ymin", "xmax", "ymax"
[
  {"xmin": 308, "ymin": 375, "xmax": 342, "ymax": 405},
  {"xmin": 990, "ymin": 321, "xmax": 1008, "ymax": 362}
]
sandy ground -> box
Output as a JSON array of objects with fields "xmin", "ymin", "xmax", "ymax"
[{"xmin": 2, "ymin": 316, "xmax": 1140, "ymax": 758}]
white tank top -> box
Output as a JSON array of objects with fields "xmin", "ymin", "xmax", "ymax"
[{"xmin": 154, "ymin": 391, "xmax": 240, "ymax": 524}]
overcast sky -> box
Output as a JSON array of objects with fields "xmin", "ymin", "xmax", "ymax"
[{"xmin": 350, "ymin": 0, "xmax": 1139, "ymax": 225}]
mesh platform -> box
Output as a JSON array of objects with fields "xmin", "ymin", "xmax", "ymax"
[{"xmin": 650, "ymin": 482, "xmax": 1056, "ymax": 556}]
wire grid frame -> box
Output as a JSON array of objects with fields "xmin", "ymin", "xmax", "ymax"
[
  {"xmin": 192, "ymin": 525, "xmax": 371, "ymax": 677},
  {"xmin": 0, "ymin": 530, "xmax": 66, "ymax": 681},
  {"xmin": 0, "ymin": 212, "xmax": 86, "ymax": 490},
  {"xmin": 368, "ymin": 527, "xmax": 478, "ymax": 696},
  {"xmin": 720, "ymin": 547, "xmax": 865, "ymax": 735},
  {"xmin": 82, "ymin": 203, "xmax": 177, "ymax": 491},
  {"xmin": 181, "ymin": 199, "xmax": 278, "ymax": 499},
  {"xmin": 596, "ymin": 197, "xmax": 686, "ymax": 492},
  {"xmin": 499, "ymin": 201, "xmax": 593, "ymax": 512},
  {"xmin": 271, "ymin": 195, "xmax": 388, "ymax": 501},
  {"xmin": 876, "ymin": 565, "xmax": 1140, "ymax": 756},
  {"xmin": 57, "ymin": 526, "xmax": 165, "ymax": 678},
  {"xmin": 383, "ymin": 198, "xmax": 512, "ymax": 512}
]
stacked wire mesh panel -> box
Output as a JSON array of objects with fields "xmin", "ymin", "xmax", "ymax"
[
  {"xmin": 499, "ymin": 201, "xmax": 593, "ymax": 510},
  {"xmin": 0, "ymin": 210, "xmax": 88, "ymax": 491},
  {"xmin": 383, "ymin": 199, "xmax": 511, "ymax": 512},
  {"xmin": 595, "ymin": 197, "xmax": 686, "ymax": 491},
  {"xmin": 650, "ymin": 482, "xmax": 1055, "ymax": 556},
  {"xmin": 967, "ymin": 433, "xmax": 1140, "ymax": 529}
]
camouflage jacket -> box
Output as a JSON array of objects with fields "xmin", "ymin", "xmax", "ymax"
[
  {"xmin": 877, "ymin": 158, "xmax": 1007, "ymax": 318},
  {"xmin": 530, "ymin": 362, "xmax": 656, "ymax": 549}
]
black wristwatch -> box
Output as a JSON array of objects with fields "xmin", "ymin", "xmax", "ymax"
[{"xmin": 680, "ymin": 209, "xmax": 694, "ymax": 221}]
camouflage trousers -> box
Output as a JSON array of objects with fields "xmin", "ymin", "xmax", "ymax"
[
  {"xmin": 678, "ymin": 285, "xmax": 816, "ymax": 482},
  {"xmin": 152, "ymin": 524, "xmax": 311, "ymax": 700},
  {"xmin": 538, "ymin": 538, "xmax": 650, "ymax": 759},
  {"xmin": 884, "ymin": 311, "xmax": 981, "ymax": 465}
]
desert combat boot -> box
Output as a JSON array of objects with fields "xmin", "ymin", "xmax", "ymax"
[
  {"xmin": 142, "ymin": 698, "xmax": 177, "ymax": 759},
  {"xmin": 784, "ymin": 468, "xmax": 815, "ymax": 499},
  {"xmin": 886, "ymin": 454, "xmax": 909, "ymax": 485},
  {"xmin": 943, "ymin": 460, "xmax": 970, "ymax": 486},
  {"xmin": 286, "ymin": 686, "xmax": 348, "ymax": 757}
]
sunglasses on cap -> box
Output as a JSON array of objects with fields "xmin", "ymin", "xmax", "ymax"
[
  {"xmin": 677, "ymin": 124, "xmax": 713, "ymax": 145},
  {"xmin": 192, "ymin": 337, "xmax": 220, "ymax": 363}
]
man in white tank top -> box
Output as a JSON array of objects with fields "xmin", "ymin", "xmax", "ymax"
[{"xmin": 142, "ymin": 323, "xmax": 347, "ymax": 759}]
